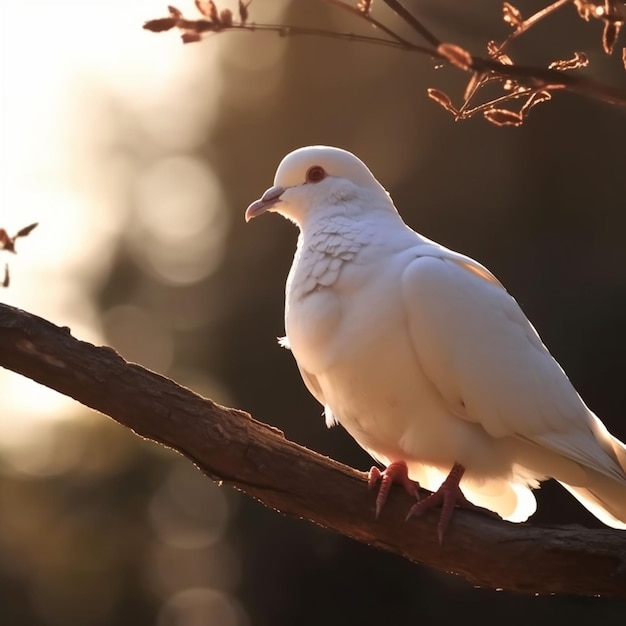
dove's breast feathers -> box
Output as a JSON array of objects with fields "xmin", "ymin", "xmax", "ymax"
[{"xmin": 284, "ymin": 211, "xmax": 626, "ymax": 527}]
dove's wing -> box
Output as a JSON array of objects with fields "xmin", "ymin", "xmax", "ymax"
[
  {"xmin": 281, "ymin": 335, "xmax": 326, "ymax": 403},
  {"xmin": 299, "ymin": 365, "xmax": 339, "ymax": 429},
  {"xmin": 401, "ymin": 252, "xmax": 624, "ymax": 482},
  {"xmin": 297, "ymin": 364, "xmax": 324, "ymax": 403}
]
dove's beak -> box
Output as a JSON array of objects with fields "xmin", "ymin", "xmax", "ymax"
[{"xmin": 245, "ymin": 185, "xmax": 285, "ymax": 222}]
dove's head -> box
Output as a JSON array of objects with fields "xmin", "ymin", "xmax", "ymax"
[{"xmin": 245, "ymin": 146, "xmax": 391, "ymax": 227}]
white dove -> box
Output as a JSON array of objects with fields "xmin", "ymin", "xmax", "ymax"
[{"xmin": 245, "ymin": 145, "xmax": 626, "ymax": 540}]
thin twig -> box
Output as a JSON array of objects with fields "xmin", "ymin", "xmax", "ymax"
[
  {"xmin": 471, "ymin": 55, "xmax": 626, "ymax": 105},
  {"xmin": 456, "ymin": 88, "xmax": 537, "ymax": 120},
  {"xmin": 381, "ymin": 0, "xmax": 441, "ymax": 47},
  {"xmin": 323, "ymin": 0, "xmax": 420, "ymax": 50},
  {"xmin": 498, "ymin": 0, "xmax": 575, "ymax": 52},
  {"xmin": 240, "ymin": 21, "xmax": 424, "ymax": 50}
]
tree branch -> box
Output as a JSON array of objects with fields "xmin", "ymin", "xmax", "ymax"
[
  {"xmin": 0, "ymin": 302, "xmax": 625, "ymax": 597},
  {"xmin": 143, "ymin": 1, "xmax": 626, "ymax": 117}
]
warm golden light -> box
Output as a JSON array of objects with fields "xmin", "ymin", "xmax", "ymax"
[
  {"xmin": 0, "ymin": 3, "xmax": 269, "ymax": 623},
  {"xmin": 0, "ymin": 0, "xmax": 227, "ymax": 438}
]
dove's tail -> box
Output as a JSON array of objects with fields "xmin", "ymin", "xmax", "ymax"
[
  {"xmin": 558, "ymin": 432, "xmax": 626, "ymax": 530},
  {"xmin": 407, "ymin": 462, "xmax": 539, "ymax": 524}
]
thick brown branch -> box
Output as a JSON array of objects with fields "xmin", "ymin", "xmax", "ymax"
[
  {"xmin": 0, "ymin": 302, "xmax": 625, "ymax": 597},
  {"xmin": 468, "ymin": 55, "xmax": 626, "ymax": 106}
]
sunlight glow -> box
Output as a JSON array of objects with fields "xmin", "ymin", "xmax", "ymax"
[
  {"xmin": 0, "ymin": 2, "xmax": 290, "ymax": 622},
  {"xmin": 134, "ymin": 155, "xmax": 229, "ymax": 285},
  {"xmin": 0, "ymin": 0, "xmax": 231, "ymax": 439}
]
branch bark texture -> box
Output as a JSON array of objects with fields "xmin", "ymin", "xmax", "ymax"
[{"xmin": 0, "ymin": 303, "xmax": 624, "ymax": 597}]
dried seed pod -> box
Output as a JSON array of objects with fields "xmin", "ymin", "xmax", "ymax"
[
  {"xmin": 484, "ymin": 108, "xmax": 523, "ymax": 126},
  {"xmin": 238, "ymin": 0, "xmax": 249, "ymax": 24},
  {"xmin": 143, "ymin": 17, "xmax": 177, "ymax": 33},
  {"xmin": 602, "ymin": 20, "xmax": 621, "ymax": 55},
  {"xmin": 486, "ymin": 40, "xmax": 513, "ymax": 65},
  {"xmin": 220, "ymin": 9, "xmax": 233, "ymax": 27},
  {"xmin": 195, "ymin": 0, "xmax": 219, "ymax": 22},
  {"xmin": 427, "ymin": 88, "xmax": 457, "ymax": 115},
  {"xmin": 0, "ymin": 222, "xmax": 38, "ymax": 286},
  {"xmin": 574, "ymin": 0, "xmax": 591, "ymax": 20},
  {"xmin": 549, "ymin": 52, "xmax": 590, "ymax": 71},
  {"xmin": 438, "ymin": 43, "xmax": 473, "ymax": 70},
  {"xmin": 182, "ymin": 31, "xmax": 202, "ymax": 44},
  {"xmin": 16, "ymin": 223, "xmax": 38, "ymax": 239},
  {"xmin": 520, "ymin": 90, "xmax": 552, "ymax": 118},
  {"xmin": 502, "ymin": 3, "xmax": 523, "ymax": 29}
]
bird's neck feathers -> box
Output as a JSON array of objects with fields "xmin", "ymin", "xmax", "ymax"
[
  {"xmin": 287, "ymin": 205, "xmax": 402, "ymax": 300},
  {"xmin": 298, "ymin": 188, "xmax": 399, "ymax": 230}
]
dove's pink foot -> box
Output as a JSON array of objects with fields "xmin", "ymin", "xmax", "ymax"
[
  {"xmin": 405, "ymin": 463, "xmax": 478, "ymax": 544},
  {"xmin": 368, "ymin": 460, "xmax": 420, "ymax": 518}
]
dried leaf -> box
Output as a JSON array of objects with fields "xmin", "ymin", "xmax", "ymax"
[
  {"xmin": 220, "ymin": 9, "xmax": 233, "ymax": 27},
  {"xmin": 1, "ymin": 222, "xmax": 38, "ymax": 253},
  {"xmin": 181, "ymin": 31, "xmax": 202, "ymax": 44},
  {"xmin": 168, "ymin": 5, "xmax": 183, "ymax": 19},
  {"xmin": 195, "ymin": 0, "xmax": 219, "ymax": 21},
  {"xmin": 143, "ymin": 17, "xmax": 177, "ymax": 33},
  {"xmin": 520, "ymin": 90, "xmax": 552, "ymax": 118},
  {"xmin": 502, "ymin": 79, "xmax": 516, "ymax": 91},
  {"xmin": 0, "ymin": 228, "xmax": 15, "ymax": 253},
  {"xmin": 574, "ymin": 0, "xmax": 593, "ymax": 21},
  {"xmin": 484, "ymin": 108, "xmax": 523, "ymax": 127},
  {"xmin": 209, "ymin": 0, "xmax": 219, "ymax": 22},
  {"xmin": 463, "ymin": 71, "xmax": 485, "ymax": 101},
  {"xmin": 194, "ymin": 0, "xmax": 209, "ymax": 18},
  {"xmin": 486, "ymin": 40, "xmax": 513, "ymax": 65},
  {"xmin": 602, "ymin": 20, "xmax": 621, "ymax": 55},
  {"xmin": 427, "ymin": 88, "xmax": 457, "ymax": 115},
  {"xmin": 502, "ymin": 3, "xmax": 523, "ymax": 29},
  {"xmin": 238, "ymin": 0, "xmax": 249, "ymax": 24},
  {"xmin": 438, "ymin": 43, "xmax": 473, "ymax": 70},
  {"xmin": 548, "ymin": 51, "xmax": 590, "ymax": 71},
  {"xmin": 0, "ymin": 222, "xmax": 37, "ymax": 286},
  {"xmin": 357, "ymin": 0, "xmax": 373, "ymax": 14},
  {"xmin": 16, "ymin": 222, "xmax": 38, "ymax": 238}
]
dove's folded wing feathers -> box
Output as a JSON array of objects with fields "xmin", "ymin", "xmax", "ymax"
[
  {"xmin": 298, "ymin": 363, "xmax": 337, "ymax": 428},
  {"xmin": 401, "ymin": 251, "xmax": 626, "ymax": 484}
]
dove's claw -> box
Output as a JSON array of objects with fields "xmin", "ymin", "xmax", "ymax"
[
  {"xmin": 405, "ymin": 463, "xmax": 475, "ymax": 544},
  {"xmin": 368, "ymin": 461, "xmax": 420, "ymax": 519}
]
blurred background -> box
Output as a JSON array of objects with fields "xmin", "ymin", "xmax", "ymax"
[{"xmin": 1, "ymin": 1, "xmax": 625, "ymax": 624}]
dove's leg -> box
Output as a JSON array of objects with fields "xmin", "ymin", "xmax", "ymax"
[
  {"xmin": 368, "ymin": 461, "xmax": 420, "ymax": 518},
  {"xmin": 405, "ymin": 463, "xmax": 479, "ymax": 543}
]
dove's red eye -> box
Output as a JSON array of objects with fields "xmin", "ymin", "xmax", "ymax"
[{"xmin": 306, "ymin": 165, "xmax": 326, "ymax": 183}]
